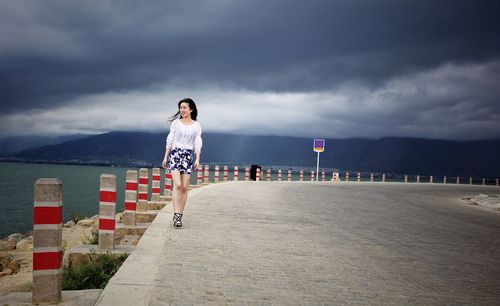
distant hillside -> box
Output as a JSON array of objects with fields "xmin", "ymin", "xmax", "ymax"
[
  {"xmin": 8, "ymin": 131, "xmax": 500, "ymax": 177},
  {"xmin": 0, "ymin": 134, "xmax": 89, "ymax": 155}
]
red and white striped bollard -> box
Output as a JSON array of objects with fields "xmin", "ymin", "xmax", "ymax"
[
  {"xmin": 99, "ymin": 174, "xmax": 116, "ymax": 251},
  {"xmin": 151, "ymin": 168, "xmax": 161, "ymax": 202},
  {"xmin": 214, "ymin": 165, "xmax": 220, "ymax": 183},
  {"xmin": 123, "ymin": 170, "xmax": 137, "ymax": 226},
  {"xmin": 197, "ymin": 165, "xmax": 203, "ymax": 185},
  {"xmin": 234, "ymin": 166, "xmax": 239, "ymax": 181},
  {"xmin": 245, "ymin": 167, "xmax": 250, "ymax": 181},
  {"xmin": 164, "ymin": 170, "xmax": 172, "ymax": 197},
  {"xmin": 33, "ymin": 178, "xmax": 63, "ymax": 304},
  {"xmin": 137, "ymin": 168, "xmax": 148, "ymax": 212},
  {"xmin": 204, "ymin": 165, "xmax": 210, "ymax": 184}
]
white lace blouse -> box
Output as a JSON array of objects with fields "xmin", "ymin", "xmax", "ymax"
[{"xmin": 165, "ymin": 119, "xmax": 203, "ymax": 154}]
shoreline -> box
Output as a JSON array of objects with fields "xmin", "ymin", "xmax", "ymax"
[{"xmin": 0, "ymin": 215, "xmax": 99, "ymax": 296}]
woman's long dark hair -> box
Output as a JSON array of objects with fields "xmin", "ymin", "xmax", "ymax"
[{"xmin": 169, "ymin": 98, "xmax": 198, "ymax": 122}]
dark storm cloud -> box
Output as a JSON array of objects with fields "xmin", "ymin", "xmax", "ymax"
[{"xmin": 1, "ymin": 0, "xmax": 499, "ymax": 114}]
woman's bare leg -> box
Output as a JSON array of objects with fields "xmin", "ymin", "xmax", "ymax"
[
  {"xmin": 171, "ymin": 171, "xmax": 182, "ymax": 213},
  {"xmin": 171, "ymin": 171, "xmax": 191, "ymax": 214},
  {"xmin": 177, "ymin": 174, "xmax": 191, "ymax": 213}
]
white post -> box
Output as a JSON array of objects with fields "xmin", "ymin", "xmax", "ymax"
[{"xmin": 316, "ymin": 151, "xmax": 320, "ymax": 182}]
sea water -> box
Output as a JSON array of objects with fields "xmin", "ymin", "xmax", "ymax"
[{"xmin": 0, "ymin": 162, "xmax": 151, "ymax": 238}]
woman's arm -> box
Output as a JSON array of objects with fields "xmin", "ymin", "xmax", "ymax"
[
  {"xmin": 193, "ymin": 152, "xmax": 201, "ymax": 170},
  {"xmin": 162, "ymin": 147, "xmax": 171, "ymax": 169},
  {"xmin": 193, "ymin": 123, "xmax": 202, "ymax": 170},
  {"xmin": 162, "ymin": 121, "xmax": 176, "ymax": 168}
]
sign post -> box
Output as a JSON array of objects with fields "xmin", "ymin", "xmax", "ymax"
[{"xmin": 313, "ymin": 139, "xmax": 325, "ymax": 182}]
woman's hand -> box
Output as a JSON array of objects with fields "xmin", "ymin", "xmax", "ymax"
[
  {"xmin": 162, "ymin": 158, "xmax": 167, "ymax": 169},
  {"xmin": 193, "ymin": 159, "xmax": 199, "ymax": 170}
]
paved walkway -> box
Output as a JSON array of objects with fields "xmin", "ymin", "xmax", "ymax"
[{"xmin": 96, "ymin": 182, "xmax": 500, "ymax": 305}]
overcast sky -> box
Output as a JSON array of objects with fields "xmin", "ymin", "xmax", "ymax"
[{"xmin": 1, "ymin": 0, "xmax": 499, "ymax": 140}]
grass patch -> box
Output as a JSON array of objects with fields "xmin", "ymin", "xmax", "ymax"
[
  {"xmin": 62, "ymin": 253, "xmax": 128, "ymax": 290},
  {"xmin": 82, "ymin": 229, "xmax": 99, "ymax": 245}
]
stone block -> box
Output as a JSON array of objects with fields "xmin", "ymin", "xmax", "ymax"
[
  {"xmin": 32, "ymin": 272, "xmax": 62, "ymax": 304},
  {"xmin": 135, "ymin": 211, "xmax": 158, "ymax": 223},
  {"xmin": 114, "ymin": 223, "xmax": 149, "ymax": 246},
  {"xmin": 122, "ymin": 211, "xmax": 136, "ymax": 226},
  {"xmin": 137, "ymin": 200, "xmax": 148, "ymax": 212},
  {"xmin": 147, "ymin": 201, "xmax": 166, "ymax": 210},
  {"xmin": 159, "ymin": 195, "xmax": 172, "ymax": 202}
]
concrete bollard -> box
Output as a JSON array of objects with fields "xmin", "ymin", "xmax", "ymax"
[
  {"xmin": 430, "ymin": 176, "xmax": 433, "ymax": 184},
  {"xmin": 197, "ymin": 165, "xmax": 203, "ymax": 185},
  {"xmin": 456, "ymin": 177, "xmax": 460, "ymax": 184},
  {"xmin": 288, "ymin": 170, "xmax": 292, "ymax": 181},
  {"xmin": 137, "ymin": 168, "xmax": 148, "ymax": 212},
  {"xmin": 151, "ymin": 168, "xmax": 161, "ymax": 202},
  {"xmin": 204, "ymin": 165, "xmax": 210, "ymax": 184},
  {"xmin": 469, "ymin": 177, "xmax": 473, "ymax": 185},
  {"xmin": 332, "ymin": 171, "xmax": 339, "ymax": 181},
  {"xmin": 123, "ymin": 170, "xmax": 138, "ymax": 226},
  {"xmin": 322, "ymin": 171, "xmax": 325, "ymax": 181},
  {"xmin": 370, "ymin": 173, "xmax": 374, "ymax": 182},
  {"xmin": 345, "ymin": 172, "xmax": 349, "ymax": 182},
  {"xmin": 300, "ymin": 170, "xmax": 304, "ymax": 182},
  {"xmin": 416, "ymin": 175, "xmax": 420, "ymax": 183},
  {"xmin": 33, "ymin": 178, "xmax": 63, "ymax": 304},
  {"xmin": 496, "ymin": 179, "xmax": 499, "ymax": 186},
  {"xmin": 223, "ymin": 166, "xmax": 228, "ymax": 182},
  {"xmin": 278, "ymin": 170, "xmax": 282, "ymax": 181},
  {"xmin": 482, "ymin": 178, "xmax": 485, "ymax": 186},
  {"xmin": 382, "ymin": 173, "xmax": 385, "ymax": 183},
  {"xmin": 234, "ymin": 166, "xmax": 239, "ymax": 181},
  {"xmin": 99, "ymin": 174, "xmax": 116, "ymax": 251},
  {"xmin": 404, "ymin": 175, "xmax": 408, "ymax": 183},
  {"xmin": 357, "ymin": 172, "xmax": 361, "ymax": 182},
  {"xmin": 214, "ymin": 165, "xmax": 220, "ymax": 183},
  {"xmin": 245, "ymin": 167, "xmax": 250, "ymax": 181},
  {"xmin": 311, "ymin": 171, "xmax": 315, "ymax": 181},
  {"xmin": 256, "ymin": 168, "xmax": 261, "ymax": 181},
  {"xmin": 266, "ymin": 169, "xmax": 271, "ymax": 181},
  {"xmin": 443, "ymin": 176, "xmax": 447, "ymax": 184},
  {"xmin": 164, "ymin": 170, "xmax": 172, "ymax": 197}
]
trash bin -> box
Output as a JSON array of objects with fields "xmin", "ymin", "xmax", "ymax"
[{"xmin": 250, "ymin": 164, "xmax": 262, "ymax": 181}]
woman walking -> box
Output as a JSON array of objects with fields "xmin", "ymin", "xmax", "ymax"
[{"xmin": 162, "ymin": 98, "xmax": 202, "ymax": 228}]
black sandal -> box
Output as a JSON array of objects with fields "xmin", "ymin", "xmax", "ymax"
[{"xmin": 173, "ymin": 213, "xmax": 183, "ymax": 228}]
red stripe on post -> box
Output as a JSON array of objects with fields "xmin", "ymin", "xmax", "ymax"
[
  {"xmin": 99, "ymin": 218, "xmax": 115, "ymax": 230},
  {"xmin": 33, "ymin": 207, "xmax": 62, "ymax": 225},
  {"xmin": 166, "ymin": 173, "xmax": 172, "ymax": 179},
  {"xmin": 124, "ymin": 202, "xmax": 137, "ymax": 211},
  {"xmin": 100, "ymin": 191, "xmax": 116, "ymax": 203},
  {"xmin": 152, "ymin": 175, "xmax": 160, "ymax": 180},
  {"xmin": 126, "ymin": 182, "xmax": 137, "ymax": 191},
  {"xmin": 138, "ymin": 193, "xmax": 148, "ymax": 200},
  {"xmin": 33, "ymin": 251, "xmax": 62, "ymax": 270},
  {"xmin": 152, "ymin": 188, "xmax": 160, "ymax": 193},
  {"xmin": 139, "ymin": 178, "xmax": 148, "ymax": 184}
]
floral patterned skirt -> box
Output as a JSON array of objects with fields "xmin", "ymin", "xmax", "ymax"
[{"xmin": 167, "ymin": 148, "xmax": 194, "ymax": 174}]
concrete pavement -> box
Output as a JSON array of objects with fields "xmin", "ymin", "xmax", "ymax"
[{"xmin": 96, "ymin": 182, "xmax": 500, "ymax": 305}]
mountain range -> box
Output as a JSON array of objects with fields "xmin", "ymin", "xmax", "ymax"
[{"xmin": 2, "ymin": 131, "xmax": 500, "ymax": 178}]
